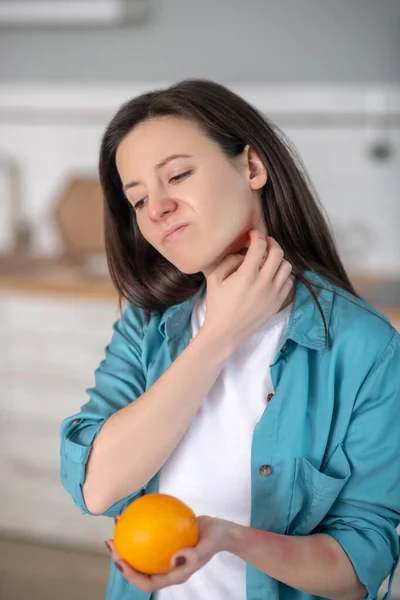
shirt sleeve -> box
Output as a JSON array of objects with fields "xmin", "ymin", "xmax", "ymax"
[
  {"xmin": 60, "ymin": 302, "xmax": 148, "ymax": 518},
  {"xmin": 316, "ymin": 330, "xmax": 400, "ymax": 600}
]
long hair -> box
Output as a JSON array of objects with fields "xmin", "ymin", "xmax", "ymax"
[{"xmin": 99, "ymin": 78, "xmax": 360, "ymax": 328}]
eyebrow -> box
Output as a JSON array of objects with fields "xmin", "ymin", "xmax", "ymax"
[{"xmin": 122, "ymin": 154, "xmax": 193, "ymax": 193}]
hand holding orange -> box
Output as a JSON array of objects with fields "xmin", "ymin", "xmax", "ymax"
[{"xmin": 113, "ymin": 493, "xmax": 199, "ymax": 575}]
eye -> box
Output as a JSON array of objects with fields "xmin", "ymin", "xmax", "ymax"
[
  {"xmin": 169, "ymin": 170, "xmax": 193, "ymax": 184},
  {"xmin": 132, "ymin": 197, "xmax": 147, "ymax": 212}
]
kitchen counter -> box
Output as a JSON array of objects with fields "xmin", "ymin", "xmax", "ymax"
[
  {"xmin": 349, "ymin": 276, "xmax": 400, "ymax": 326},
  {"xmin": 0, "ymin": 254, "xmax": 399, "ymax": 325},
  {"xmin": 0, "ymin": 254, "xmax": 116, "ymax": 299},
  {"xmin": 0, "ymin": 535, "xmax": 109, "ymax": 600}
]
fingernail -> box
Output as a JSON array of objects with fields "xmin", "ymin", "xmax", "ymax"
[
  {"xmin": 114, "ymin": 562, "xmax": 123, "ymax": 573},
  {"xmin": 174, "ymin": 556, "xmax": 186, "ymax": 567},
  {"xmin": 104, "ymin": 541, "xmax": 112, "ymax": 553}
]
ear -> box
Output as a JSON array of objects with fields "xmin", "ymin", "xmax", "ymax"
[{"xmin": 243, "ymin": 145, "xmax": 268, "ymax": 191}]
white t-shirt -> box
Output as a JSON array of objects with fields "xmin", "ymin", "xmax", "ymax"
[{"xmin": 154, "ymin": 293, "xmax": 292, "ymax": 600}]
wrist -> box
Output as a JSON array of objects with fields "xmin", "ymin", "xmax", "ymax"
[
  {"xmin": 224, "ymin": 522, "xmax": 277, "ymax": 558},
  {"xmin": 196, "ymin": 324, "xmax": 237, "ymax": 362},
  {"xmin": 223, "ymin": 520, "xmax": 244, "ymax": 554}
]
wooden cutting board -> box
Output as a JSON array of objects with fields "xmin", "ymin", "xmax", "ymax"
[{"xmin": 54, "ymin": 177, "xmax": 105, "ymax": 257}]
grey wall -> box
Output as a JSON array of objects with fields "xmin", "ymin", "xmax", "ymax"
[{"xmin": 0, "ymin": 0, "xmax": 399, "ymax": 83}]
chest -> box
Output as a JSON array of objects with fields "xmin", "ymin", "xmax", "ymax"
[
  {"xmin": 143, "ymin": 324, "xmax": 355, "ymax": 535},
  {"xmin": 145, "ymin": 330, "xmax": 354, "ymax": 459}
]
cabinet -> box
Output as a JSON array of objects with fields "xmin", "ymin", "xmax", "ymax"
[
  {"xmin": 0, "ymin": 292, "xmax": 119, "ymax": 550},
  {"xmin": 0, "ymin": 287, "xmax": 399, "ymax": 598}
]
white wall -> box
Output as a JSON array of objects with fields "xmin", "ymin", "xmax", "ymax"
[
  {"xmin": 0, "ymin": 0, "xmax": 399, "ymax": 83},
  {"xmin": 0, "ymin": 82, "xmax": 399, "ymax": 276}
]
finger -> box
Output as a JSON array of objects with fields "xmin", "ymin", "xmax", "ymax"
[
  {"xmin": 105, "ymin": 540, "xmax": 199, "ymax": 592},
  {"xmin": 114, "ymin": 515, "xmax": 120, "ymax": 525},
  {"xmin": 170, "ymin": 532, "xmax": 215, "ymax": 572},
  {"xmin": 105, "ymin": 539, "xmax": 155, "ymax": 593},
  {"xmin": 259, "ymin": 252, "xmax": 268, "ymax": 270},
  {"xmin": 118, "ymin": 564, "xmax": 155, "ymax": 593},
  {"xmin": 206, "ymin": 253, "xmax": 245, "ymax": 284},
  {"xmin": 105, "ymin": 539, "xmax": 120, "ymax": 562},
  {"xmin": 152, "ymin": 549, "xmax": 201, "ymax": 587},
  {"xmin": 271, "ymin": 259, "xmax": 293, "ymax": 291},
  {"xmin": 170, "ymin": 548, "xmax": 201, "ymax": 571},
  {"xmin": 121, "ymin": 549, "xmax": 199, "ymax": 592},
  {"xmin": 258, "ymin": 237, "xmax": 285, "ymax": 278},
  {"xmin": 180, "ymin": 538, "xmax": 215, "ymax": 566},
  {"xmin": 240, "ymin": 229, "xmax": 268, "ymax": 276}
]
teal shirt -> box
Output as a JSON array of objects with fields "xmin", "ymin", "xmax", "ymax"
[{"xmin": 60, "ymin": 271, "xmax": 400, "ymax": 600}]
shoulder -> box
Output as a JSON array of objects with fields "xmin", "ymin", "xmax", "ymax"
[
  {"xmin": 108, "ymin": 302, "xmax": 151, "ymax": 353},
  {"xmin": 121, "ymin": 301, "xmax": 147, "ymax": 330},
  {"xmin": 327, "ymin": 281, "xmax": 399, "ymax": 368},
  {"xmin": 120, "ymin": 301, "xmax": 170, "ymax": 349}
]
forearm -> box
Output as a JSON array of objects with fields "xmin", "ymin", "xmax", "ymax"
[
  {"xmin": 83, "ymin": 327, "xmax": 232, "ymax": 514},
  {"xmin": 226, "ymin": 523, "xmax": 366, "ymax": 600}
]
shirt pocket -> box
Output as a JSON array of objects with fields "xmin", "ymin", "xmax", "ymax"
[{"xmin": 286, "ymin": 444, "xmax": 351, "ymax": 536}]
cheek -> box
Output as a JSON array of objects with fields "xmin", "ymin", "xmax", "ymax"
[
  {"xmin": 135, "ymin": 218, "xmax": 156, "ymax": 247},
  {"xmin": 213, "ymin": 195, "xmax": 258, "ymax": 257},
  {"xmin": 203, "ymin": 168, "xmax": 245, "ymax": 210}
]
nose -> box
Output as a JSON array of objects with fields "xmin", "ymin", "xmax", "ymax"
[{"xmin": 147, "ymin": 191, "xmax": 178, "ymax": 222}]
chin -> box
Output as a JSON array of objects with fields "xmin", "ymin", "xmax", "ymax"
[
  {"xmin": 166, "ymin": 257, "xmax": 196, "ymax": 274},
  {"xmin": 171, "ymin": 257, "xmax": 211, "ymax": 275},
  {"xmin": 177, "ymin": 264, "xmax": 204, "ymax": 276},
  {"xmin": 170, "ymin": 250, "xmax": 220, "ymax": 276}
]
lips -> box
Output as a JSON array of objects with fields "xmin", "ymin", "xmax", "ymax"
[{"xmin": 162, "ymin": 224, "xmax": 188, "ymax": 243}]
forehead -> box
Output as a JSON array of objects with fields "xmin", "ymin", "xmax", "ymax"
[{"xmin": 116, "ymin": 116, "xmax": 215, "ymax": 167}]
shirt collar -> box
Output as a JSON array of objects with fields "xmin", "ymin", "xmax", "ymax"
[
  {"xmin": 284, "ymin": 270, "xmax": 334, "ymax": 351},
  {"xmin": 158, "ymin": 280, "xmax": 206, "ymax": 339},
  {"xmin": 159, "ymin": 270, "xmax": 334, "ymax": 350}
]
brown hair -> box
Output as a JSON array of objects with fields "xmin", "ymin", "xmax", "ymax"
[{"xmin": 99, "ymin": 78, "xmax": 360, "ymax": 328}]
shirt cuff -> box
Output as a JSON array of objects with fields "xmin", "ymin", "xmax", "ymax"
[{"xmin": 325, "ymin": 527, "xmax": 399, "ymax": 599}]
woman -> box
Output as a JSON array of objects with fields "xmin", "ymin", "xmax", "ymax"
[{"xmin": 60, "ymin": 79, "xmax": 400, "ymax": 600}]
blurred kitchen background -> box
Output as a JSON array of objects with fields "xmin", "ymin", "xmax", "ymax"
[{"xmin": 0, "ymin": 1, "xmax": 399, "ymax": 598}]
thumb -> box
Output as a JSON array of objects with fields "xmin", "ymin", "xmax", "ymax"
[
  {"xmin": 170, "ymin": 548, "xmax": 199, "ymax": 570},
  {"xmin": 171, "ymin": 536, "xmax": 216, "ymax": 570}
]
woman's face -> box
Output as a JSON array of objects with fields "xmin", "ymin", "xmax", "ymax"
[{"xmin": 116, "ymin": 116, "xmax": 267, "ymax": 276}]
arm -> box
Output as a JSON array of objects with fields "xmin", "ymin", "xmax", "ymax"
[
  {"xmin": 61, "ymin": 302, "xmax": 232, "ymax": 516},
  {"xmin": 314, "ymin": 330, "xmax": 400, "ymax": 599},
  {"xmin": 105, "ymin": 515, "xmax": 365, "ymax": 599},
  {"xmin": 230, "ymin": 330, "xmax": 400, "ymax": 600},
  {"xmin": 106, "ymin": 331, "xmax": 400, "ymax": 599},
  {"xmin": 61, "ymin": 235, "xmax": 293, "ymax": 517},
  {"xmin": 82, "ymin": 323, "xmax": 231, "ymax": 514},
  {"xmin": 60, "ymin": 302, "xmax": 148, "ymax": 517},
  {"xmin": 226, "ymin": 524, "xmax": 365, "ymax": 600}
]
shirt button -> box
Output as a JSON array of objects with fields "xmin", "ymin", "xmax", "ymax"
[
  {"xmin": 266, "ymin": 393, "xmax": 274, "ymax": 403},
  {"xmin": 72, "ymin": 419, "xmax": 80, "ymax": 425},
  {"xmin": 280, "ymin": 342, "xmax": 288, "ymax": 353},
  {"xmin": 259, "ymin": 464, "xmax": 273, "ymax": 477}
]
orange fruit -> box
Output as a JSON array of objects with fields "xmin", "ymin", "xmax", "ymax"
[{"xmin": 113, "ymin": 493, "xmax": 199, "ymax": 575}]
